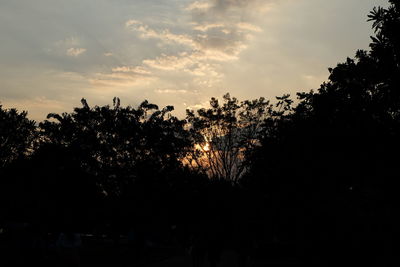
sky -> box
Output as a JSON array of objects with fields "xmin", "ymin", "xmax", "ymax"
[{"xmin": 0, "ymin": 0, "xmax": 388, "ymax": 121}]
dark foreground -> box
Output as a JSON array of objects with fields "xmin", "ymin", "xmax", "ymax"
[
  {"xmin": 0, "ymin": 233, "xmax": 303, "ymax": 267},
  {"xmin": 4, "ymin": 232, "xmax": 393, "ymax": 266}
]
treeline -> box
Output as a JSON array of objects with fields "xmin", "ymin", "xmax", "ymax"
[{"xmin": 1, "ymin": 0, "xmax": 400, "ymax": 264}]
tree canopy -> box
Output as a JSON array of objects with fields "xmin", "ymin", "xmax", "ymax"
[
  {"xmin": 0, "ymin": 105, "xmax": 36, "ymax": 168},
  {"xmin": 185, "ymin": 93, "xmax": 270, "ymax": 182}
]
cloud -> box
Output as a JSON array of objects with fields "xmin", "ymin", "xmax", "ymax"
[
  {"xmin": 155, "ymin": 89, "xmax": 188, "ymax": 94},
  {"xmin": 187, "ymin": 0, "xmax": 270, "ymax": 59},
  {"xmin": 142, "ymin": 52, "xmax": 223, "ymax": 79},
  {"xmin": 89, "ymin": 66, "xmax": 153, "ymax": 88},
  {"xmin": 51, "ymin": 36, "xmax": 88, "ymax": 58},
  {"xmin": 126, "ymin": 0, "xmax": 271, "ymax": 63},
  {"xmin": 186, "ymin": 1, "xmax": 213, "ymax": 11},
  {"xmin": 126, "ymin": 20, "xmax": 196, "ymax": 48},
  {"xmin": 143, "ymin": 54, "xmax": 194, "ymax": 71},
  {"xmin": 111, "ymin": 66, "xmax": 151, "ymax": 74},
  {"xmin": 126, "ymin": 20, "xmax": 257, "ymax": 62},
  {"xmin": 66, "ymin": 47, "xmax": 87, "ymax": 57},
  {"xmin": 189, "ymin": 0, "xmax": 273, "ymax": 13},
  {"xmin": 118, "ymin": 0, "xmax": 273, "ymax": 94},
  {"xmin": 187, "ymin": 100, "xmax": 210, "ymax": 110},
  {"xmin": 236, "ymin": 22, "xmax": 262, "ymax": 32},
  {"xmin": 193, "ymin": 23, "xmax": 225, "ymax": 32}
]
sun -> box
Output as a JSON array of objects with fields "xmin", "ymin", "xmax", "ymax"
[
  {"xmin": 203, "ymin": 143, "xmax": 210, "ymax": 152},
  {"xmin": 194, "ymin": 143, "xmax": 211, "ymax": 152}
]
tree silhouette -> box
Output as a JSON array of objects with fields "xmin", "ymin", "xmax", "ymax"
[
  {"xmin": 244, "ymin": 0, "xmax": 400, "ymax": 264},
  {"xmin": 39, "ymin": 97, "xmax": 191, "ymax": 197},
  {"xmin": 0, "ymin": 105, "xmax": 36, "ymax": 168},
  {"xmin": 185, "ymin": 93, "xmax": 270, "ymax": 182}
]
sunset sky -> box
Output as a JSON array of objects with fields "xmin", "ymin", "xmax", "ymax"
[{"xmin": 0, "ymin": 0, "xmax": 387, "ymax": 121}]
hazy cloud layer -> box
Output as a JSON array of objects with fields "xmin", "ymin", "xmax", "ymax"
[
  {"xmin": 94, "ymin": 0, "xmax": 272, "ymax": 99},
  {"xmin": 0, "ymin": 0, "xmax": 387, "ymax": 121}
]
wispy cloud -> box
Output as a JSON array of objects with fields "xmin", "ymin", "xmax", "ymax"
[
  {"xmin": 111, "ymin": 66, "xmax": 151, "ymax": 74},
  {"xmin": 126, "ymin": 20, "xmax": 196, "ymax": 48},
  {"xmin": 188, "ymin": 0, "xmax": 273, "ymax": 13},
  {"xmin": 66, "ymin": 47, "xmax": 87, "ymax": 57},
  {"xmin": 88, "ymin": 0, "xmax": 273, "ymax": 95},
  {"xmin": 126, "ymin": 18, "xmax": 261, "ymax": 63},
  {"xmin": 186, "ymin": 1, "xmax": 213, "ymax": 11},
  {"xmin": 38, "ymin": 0, "xmax": 274, "ymax": 99},
  {"xmin": 143, "ymin": 54, "xmax": 194, "ymax": 71},
  {"xmin": 89, "ymin": 67, "xmax": 153, "ymax": 89},
  {"xmin": 155, "ymin": 89, "xmax": 188, "ymax": 94},
  {"xmin": 187, "ymin": 100, "xmax": 210, "ymax": 110},
  {"xmin": 193, "ymin": 23, "xmax": 225, "ymax": 32},
  {"xmin": 236, "ymin": 22, "xmax": 262, "ymax": 32},
  {"xmin": 51, "ymin": 36, "xmax": 87, "ymax": 57}
]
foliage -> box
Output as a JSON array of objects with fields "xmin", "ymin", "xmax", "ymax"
[
  {"xmin": 0, "ymin": 105, "xmax": 37, "ymax": 168},
  {"xmin": 185, "ymin": 93, "xmax": 270, "ymax": 182},
  {"xmin": 39, "ymin": 97, "xmax": 191, "ymax": 197},
  {"xmin": 243, "ymin": 1, "xmax": 400, "ymax": 261}
]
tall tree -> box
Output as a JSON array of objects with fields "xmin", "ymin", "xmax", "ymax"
[{"xmin": 245, "ymin": 0, "xmax": 400, "ymax": 263}]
